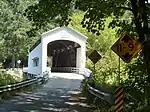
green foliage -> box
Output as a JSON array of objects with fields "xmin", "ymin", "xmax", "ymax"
[
  {"xmin": 70, "ymin": 12, "xmax": 125, "ymax": 86},
  {"xmin": 25, "ymin": 0, "xmax": 150, "ymax": 37},
  {"xmin": 25, "ymin": 0, "xmax": 75, "ymax": 28},
  {"xmin": 0, "ymin": 0, "xmax": 54, "ymax": 67},
  {"xmin": 0, "ymin": 71, "xmax": 20, "ymax": 86},
  {"xmin": 71, "ymin": 12, "xmax": 150, "ymax": 111},
  {"xmin": 119, "ymin": 56, "xmax": 150, "ymax": 111},
  {"xmin": 121, "ymin": 56, "xmax": 147, "ymax": 91},
  {"xmin": 0, "ymin": 0, "xmax": 34, "ymax": 65}
]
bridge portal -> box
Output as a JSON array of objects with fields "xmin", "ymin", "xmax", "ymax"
[{"xmin": 27, "ymin": 27, "xmax": 87, "ymax": 75}]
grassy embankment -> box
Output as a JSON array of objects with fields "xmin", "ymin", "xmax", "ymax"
[{"xmin": 0, "ymin": 69, "xmax": 40, "ymax": 99}]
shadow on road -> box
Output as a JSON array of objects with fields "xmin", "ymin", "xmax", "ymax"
[{"xmin": 0, "ymin": 77, "xmax": 92, "ymax": 112}]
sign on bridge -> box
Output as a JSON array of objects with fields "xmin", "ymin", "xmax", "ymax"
[{"xmin": 111, "ymin": 33, "xmax": 142, "ymax": 63}]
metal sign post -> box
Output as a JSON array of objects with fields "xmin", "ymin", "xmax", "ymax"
[
  {"xmin": 118, "ymin": 57, "xmax": 121, "ymax": 85},
  {"xmin": 93, "ymin": 64, "xmax": 96, "ymax": 74}
]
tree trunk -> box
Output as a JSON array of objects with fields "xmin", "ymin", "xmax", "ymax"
[
  {"xmin": 131, "ymin": 0, "xmax": 150, "ymax": 106},
  {"xmin": 12, "ymin": 55, "xmax": 16, "ymax": 68},
  {"xmin": 143, "ymin": 40, "xmax": 150, "ymax": 106},
  {"xmin": 143, "ymin": 41, "xmax": 150, "ymax": 79}
]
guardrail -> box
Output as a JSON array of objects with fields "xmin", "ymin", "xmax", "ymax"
[
  {"xmin": 0, "ymin": 78, "xmax": 41, "ymax": 93},
  {"xmin": 86, "ymin": 83, "xmax": 138, "ymax": 110},
  {"xmin": 85, "ymin": 77, "xmax": 137, "ymax": 108},
  {"xmin": 0, "ymin": 72, "xmax": 49, "ymax": 93},
  {"xmin": 87, "ymin": 84, "xmax": 114, "ymax": 105}
]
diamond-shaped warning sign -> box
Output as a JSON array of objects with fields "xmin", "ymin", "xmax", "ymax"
[
  {"xmin": 88, "ymin": 50, "xmax": 102, "ymax": 64},
  {"xmin": 111, "ymin": 33, "xmax": 142, "ymax": 63}
]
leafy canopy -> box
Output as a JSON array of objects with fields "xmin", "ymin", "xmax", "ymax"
[
  {"xmin": 0, "ymin": 0, "xmax": 36, "ymax": 65},
  {"xmin": 26, "ymin": 0, "xmax": 150, "ymax": 40}
]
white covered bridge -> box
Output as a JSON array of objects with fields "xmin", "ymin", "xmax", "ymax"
[{"xmin": 27, "ymin": 26, "xmax": 91, "ymax": 77}]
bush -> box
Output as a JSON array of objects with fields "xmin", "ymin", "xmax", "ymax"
[
  {"xmin": 121, "ymin": 56, "xmax": 150, "ymax": 111},
  {"xmin": 0, "ymin": 71, "xmax": 18, "ymax": 86}
]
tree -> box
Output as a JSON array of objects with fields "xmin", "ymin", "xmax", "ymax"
[
  {"xmin": 25, "ymin": 0, "xmax": 150, "ymax": 104},
  {"xmin": 26, "ymin": 0, "xmax": 150, "ymax": 67},
  {"xmin": 0, "ymin": 0, "xmax": 37, "ymax": 67}
]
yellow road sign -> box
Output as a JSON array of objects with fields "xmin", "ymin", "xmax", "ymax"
[
  {"xmin": 88, "ymin": 50, "xmax": 102, "ymax": 64},
  {"xmin": 111, "ymin": 33, "xmax": 142, "ymax": 63}
]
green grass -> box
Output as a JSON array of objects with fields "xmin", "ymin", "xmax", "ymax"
[
  {"xmin": 0, "ymin": 69, "xmax": 25, "ymax": 86},
  {"xmin": 0, "ymin": 72, "xmax": 18, "ymax": 86},
  {"xmin": 0, "ymin": 83, "xmax": 42, "ymax": 100},
  {"xmin": 0, "ymin": 69, "xmax": 41, "ymax": 99}
]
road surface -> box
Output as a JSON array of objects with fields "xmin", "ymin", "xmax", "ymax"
[{"xmin": 0, "ymin": 73, "xmax": 91, "ymax": 112}]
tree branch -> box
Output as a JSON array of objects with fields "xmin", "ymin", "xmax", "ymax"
[
  {"xmin": 116, "ymin": 6, "xmax": 132, "ymax": 11},
  {"xmin": 111, "ymin": 6, "xmax": 132, "ymax": 11}
]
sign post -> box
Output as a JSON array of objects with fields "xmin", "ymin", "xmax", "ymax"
[
  {"xmin": 111, "ymin": 32, "xmax": 142, "ymax": 112},
  {"xmin": 111, "ymin": 32, "xmax": 142, "ymax": 84},
  {"xmin": 93, "ymin": 64, "xmax": 96, "ymax": 74},
  {"xmin": 88, "ymin": 50, "xmax": 102, "ymax": 73},
  {"xmin": 118, "ymin": 57, "xmax": 121, "ymax": 84}
]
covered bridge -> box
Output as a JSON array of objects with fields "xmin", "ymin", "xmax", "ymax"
[{"xmin": 27, "ymin": 26, "xmax": 87, "ymax": 75}]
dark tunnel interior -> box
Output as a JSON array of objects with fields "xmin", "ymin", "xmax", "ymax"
[{"xmin": 47, "ymin": 40, "xmax": 80, "ymax": 68}]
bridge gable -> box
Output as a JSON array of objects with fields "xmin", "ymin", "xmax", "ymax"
[
  {"xmin": 30, "ymin": 26, "xmax": 87, "ymax": 52},
  {"xmin": 41, "ymin": 26, "xmax": 87, "ymax": 46}
]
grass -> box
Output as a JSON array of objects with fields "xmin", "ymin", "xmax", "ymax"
[
  {"xmin": 0, "ymin": 69, "xmax": 40, "ymax": 99},
  {"xmin": 0, "ymin": 83, "xmax": 41, "ymax": 100},
  {"xmin": 0, "ymin": 69, "xmax": 41, "ymax": 99},
  {"xmin": 0, "ymin": 70, "xmax": 24, "ymax": 86}
]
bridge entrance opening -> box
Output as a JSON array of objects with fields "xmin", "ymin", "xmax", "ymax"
[{"xmin": 47, "ymin": 40, "xmax": 81, "ymax": 72}]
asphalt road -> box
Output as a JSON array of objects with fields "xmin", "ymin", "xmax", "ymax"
[{"xmin": 0, "ymin": 73, "xmax": 91, "ymax": 112}]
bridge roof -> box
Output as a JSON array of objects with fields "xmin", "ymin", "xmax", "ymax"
[
  {"xmin": 29, "ymin": 26, "xmax": 88, "ymax": 52},
  {"xmin": 42, "ymin": 26, "xmax": 88, "ymax": 39}
]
